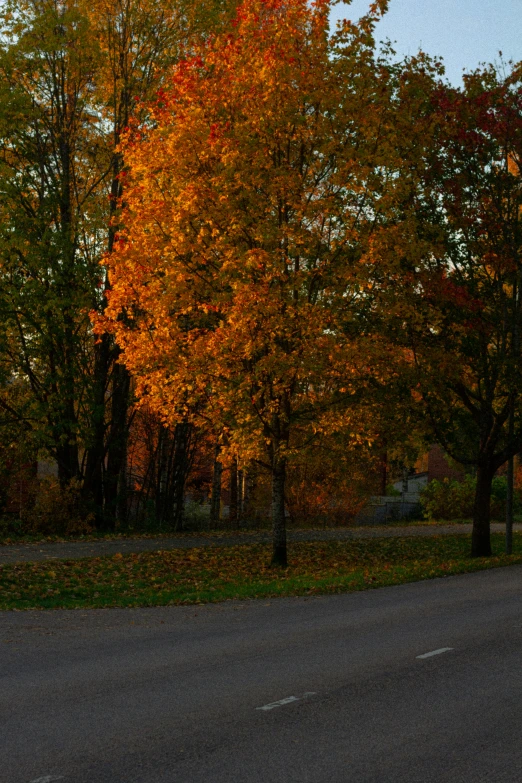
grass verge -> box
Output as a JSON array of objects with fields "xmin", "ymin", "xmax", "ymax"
[{"xmin": 1, "ymin": 532, "xmax": 521, "ymax": 611}]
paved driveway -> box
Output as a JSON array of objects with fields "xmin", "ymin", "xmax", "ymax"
[{"xmin": 1, "ymin": 523, "xmax": 518, "ymax": 564}]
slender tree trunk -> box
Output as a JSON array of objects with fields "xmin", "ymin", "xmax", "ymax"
[
  {"xmin": 172, "ymin": 432, "xmax": 187, "ymax": 533},
  {"xmin": 84, "ymin": 333, "xmax": 111, "ymax": 527},
  {"xmin": 162, "ymin": 421, "xmax": 192, "ymax": 532},
  {"xmin": 506, "ymin": 404, "xmax": 515, "ymax": 555},
  {"xmin": 155, "ymin": 426, "xmax": 167, "ymax": 525},
  {"xmin": 237, "ymin": 468, "xmax": 244, "ymax": 522},
  {"xmin": 401, "ymin": 467, "xmax": 409, "ymax": 495},
  {"xmin": 506, "ymin": 453, "xmax": 514, "ymax": 555},
  {"xmin": 52, "ymin": 322, "xmax": 80, "ymax": 490},
  {"xmin": 99, "ymin": 145, "xmax": 128, "ymax": 529},
  {"xmin": 380, "ymin": 450, "xmax": 388, "ymax": 496},
  {"xmin": 117, "ymin": 441, "xmax": 128, "ymax": 527},
  {"xmin": 242, "ymin": 470, "xmax": 254, "ymax": 523},
  {"xmin": 229, "ymin": 457, "xmax": 238, "ymax": 527},
  {"xmin": 172, "ymin": 422, "xmax": 192, "ymax": 532},
  {"xmin": 271, "ymin": 456, "xmax": 287, "ymax": 567},
  {"xmin": 210, "ymin": 444, "xmax": 222, "ymax": 528},
  {"xmin": 104, "ymin": 363, "xmax": 130, "ymax": 531},
  {"xmin": 471, "ymin": 461, "xmax": 494, "ymax": 557}
]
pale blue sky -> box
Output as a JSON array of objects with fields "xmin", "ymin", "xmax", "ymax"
[{"xmin": 330, "ymin": 0, "xmax": 522, "ymax": 84}]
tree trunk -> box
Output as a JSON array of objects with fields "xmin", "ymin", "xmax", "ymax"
[
  {"xmin": 229, "ymin": 457, "xmax": 238, "ymax": 527},
  {"xmin": 101, "ymin": 144, "xmax": 128, "ymax": 529},
  {"xmin": 172, "ymin": 426, "xmax": 189, "ymax": 531},
  {"xmin": 506, "ymin": 404, "xmax": 515, "ymax": 555},
  {"xmin": 56, "ymin": 441, "xmax": 79, "ymax": 488},
  {"xmin": 52, "ymin": 332, "xmax": 80, "ymax": 490},
  {"xmin": 210, "ymin": 444, "xmax": 222, "ymax": 528},
  {"xmin": 155, "ymin": 426, "xmax": 167, "ymax": 525},
  {"xmin": 471, "ymin": 462, "xmax": 494, "ymax": 557},
  {"xmin": 237, "ymin": 468, "xmax": 244, "ymax": 521},
  {"xmin": 271, "ymin": 457, "xmax": 287, "ymax": 567},
  {"xmin": 506, "ymin": 453, "xmax": 514, "ymax": 555},
  {"xmin": 104, "ymin": 363, "xmax": 130, "ymax": 531},
  {"xmin": 380, "ymin": 450, "xmax": 388, "ymax": 496},
  {"xmin": 166, "ymin": 421, "xmax": 192, "ymax": 532},
  {"xmin": 83, "ymin": 332, "xmax": 111, "ymax": 527},
  {"xmin": 117, "ymin": 443, "xmax": 128, "ymax": 527}
]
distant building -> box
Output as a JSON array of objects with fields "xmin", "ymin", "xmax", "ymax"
[{"xmin": 427, "ymin": 444, "xmax": 466, "ymax": 483}]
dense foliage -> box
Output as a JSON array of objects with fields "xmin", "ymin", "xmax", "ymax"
[
  {"xmin": 1, "ymin": 0, "xmax": 521, "ymax": 562},
  {"xmin": 420, "ymin": 476, "xmax": 520, "ymax": 522}
]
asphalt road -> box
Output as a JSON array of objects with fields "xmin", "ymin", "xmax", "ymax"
[
  {"xmin": 2, "ymin": 566, "xmax": 522, "ymax": 783},
  {"xmin": 2, "ymin": 522, "xmax": 521, "ymax": 564}
]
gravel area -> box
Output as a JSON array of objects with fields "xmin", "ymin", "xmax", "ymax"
[{"xmin": 0, "ymin": 523, "xmax": 519, "ymax": 565}]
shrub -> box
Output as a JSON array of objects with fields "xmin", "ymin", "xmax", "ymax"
[
  {"xmin": 285, "ymin": 461, "xmax": 367, "ymax": 528},
  {"xmin": 490, "ymin": 475, "xmax": 522, "ymax": 519},
  {"xmin": 420, "ymin": 477, "xmax": 475, "ymax": 521},
  {"xmin": 420, "ymin": 474, "xmax": 521, "ymax": 522},
  {"xmin": 0, "ymin": 515, "xmax": 24, "ymax": 540},
  {"xmin": 385, "ymin": 484, "xmax": 401, "ymax": 497},
  {"xmin": 23, "ymin": 477, "xmax": 94, "ymax": 536},
  {"xmin": 183, "ymin": 499, "xmax": 212, "ymax": 530}
]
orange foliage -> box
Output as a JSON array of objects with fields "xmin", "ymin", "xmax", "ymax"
[
  {"xmin": 104, "ymin": 0, "xmax": 392, "ymax": 437},
  {"xmin": 102, "ymin": 0, "xmax": 407, "ymax": 559}
]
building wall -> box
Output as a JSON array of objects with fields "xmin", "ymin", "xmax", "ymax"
[{"xmin": 427, "ymin": 444, "xmax": 465, "ymax": 483}]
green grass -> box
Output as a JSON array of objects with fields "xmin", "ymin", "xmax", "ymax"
[
  {"xmin": 380, "ymin": 517, "xmax": 471, "ymax": 527},
  {"xmin": 1, "ymin": 532, "xmax": 522, "ymax": 610}
]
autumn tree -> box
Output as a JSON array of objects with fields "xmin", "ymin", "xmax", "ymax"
[
  {"xmin": 380, "ymin": 65, "xmax": 522, "ymax": 556},
  {"xmin": 0, "ymin": 0, "xmax": 102, "ymax": 487},
  {"xmin": 0, "ymin": 0, "xmax": 237, "ymax": 528},
  {"xmin": 103, "ymin": 0, "xmax": 417, "ymax": 564},
  {"xmin": 82, "ymin": 0, "xmax": 239, "ymax": 527}
]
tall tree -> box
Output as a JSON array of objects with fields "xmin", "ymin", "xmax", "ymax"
[
  {"xmin": 0, "ymin": 0, "xmax": 102, "ymax": 486},
  {"xmin": 83, "ymin": 0, "xmax": 238, "ymax": 527},
  {"xmin": 380, "ymin": 65, "xmax": 522, "ymax": 556},
  {"xmin": 103, "ymin": 0, "xmax": 409, "ymax": 564},
  {"xmin": 0, "ymin": 0, "xmax": 237, "ymax": 527}
]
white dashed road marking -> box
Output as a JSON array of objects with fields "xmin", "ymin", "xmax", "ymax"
[
  {"xmin": 257, "ymin": 696, "xmax": 299, "ymax": 711},
  {"xmin": 29, "ymin": 776, "xmax": 64, "ymax": 783},
  {"xmin": 416, "ymin": 647, "xmax": 453, "ymax": 659},
  {"xmin": 256, "ymin": 692, "xmax": 317, "ymax": 711}
]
